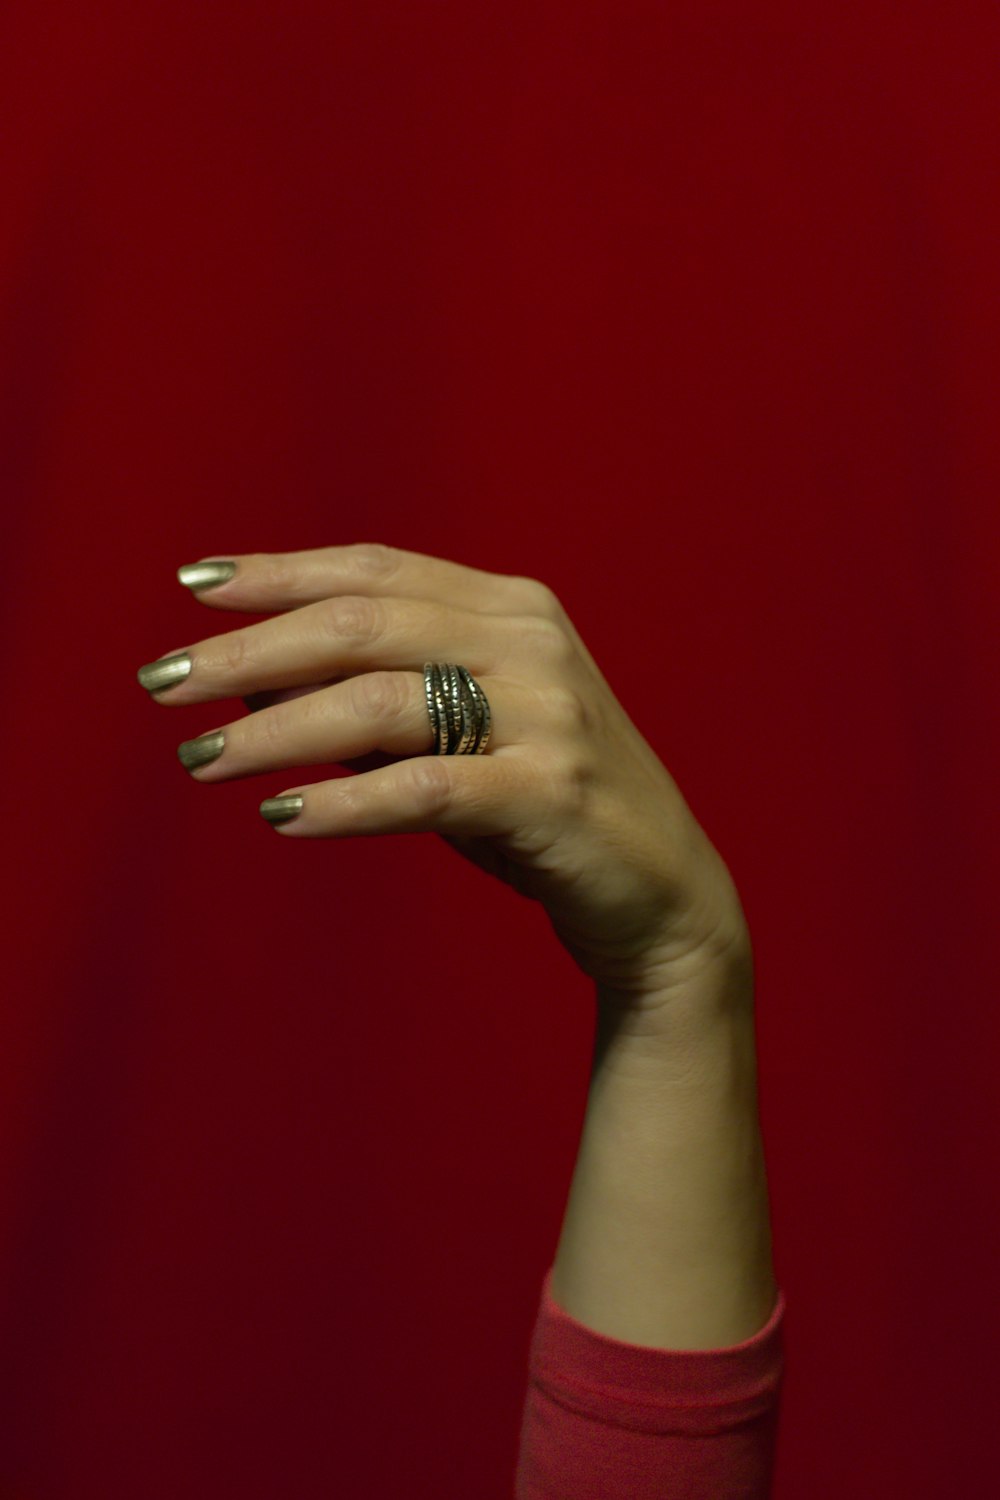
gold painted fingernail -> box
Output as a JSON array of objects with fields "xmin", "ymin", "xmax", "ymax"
[
  {"xmin": 260, "ymin": 795, "xmax": 304, "ymax": 826},
  {"xmin": 137, "ymin": 650, "xmax": 192, "ymax": 694},
  {"xmin": 178, "ymin": 560, "xmax": 237, "ymax": 591},
  {"xmin": 177, "ymin": 729, "xmax": 226, "ymax": 771}
]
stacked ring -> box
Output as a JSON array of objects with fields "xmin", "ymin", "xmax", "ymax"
[{"xmin": 423, "ymin": 663, "xmax": 492, "ymax": 755}]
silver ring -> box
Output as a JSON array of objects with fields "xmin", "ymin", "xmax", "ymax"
[{"xmin": 423, "ymin": 663, "xmax": 492, "ymax": 754}]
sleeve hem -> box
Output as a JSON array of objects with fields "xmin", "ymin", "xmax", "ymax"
[{"xmin": 526, "ymin": 1267, "xmax": 786, "ymax": 1436}]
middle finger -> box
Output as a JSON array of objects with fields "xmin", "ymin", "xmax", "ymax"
[{"xmin": 137, "ymin": 594, "xmax": 523, "ymax": 705}]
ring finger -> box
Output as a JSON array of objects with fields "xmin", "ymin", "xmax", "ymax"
[{"xmin": 176, "ymin": 668, "xmax": 532, "ymax": 782}]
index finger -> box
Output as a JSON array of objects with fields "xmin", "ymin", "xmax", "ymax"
[{"xmin": 176, "ymin": 541, "xmax": 553, "ymax": 619}]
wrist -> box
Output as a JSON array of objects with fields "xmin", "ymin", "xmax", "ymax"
[{"xmin": 595, "ymin": 890, "xmax": 756, "ymax": 1052}]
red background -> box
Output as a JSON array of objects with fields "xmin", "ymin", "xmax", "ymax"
[{"xmin": 2, "ymin": 2, "xmax": 997, "ymax": 1495}]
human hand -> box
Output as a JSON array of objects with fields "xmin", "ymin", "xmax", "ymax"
[{"xmin": 136, "ymin": 543, "xmax": 752, "ymax": 1024}]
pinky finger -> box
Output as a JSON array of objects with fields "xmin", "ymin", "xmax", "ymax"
[{"xmin": 258, "ymin": 754, "xmax": 518, "ymax": 839}]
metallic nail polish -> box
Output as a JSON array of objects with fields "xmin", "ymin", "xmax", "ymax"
[
  {"xmin": 177, "ymin": 729, "xmax": 226, "ymax": 771},
  {"xmin": 260, "ymin": 795, "xmax": 304, "ymax": 825},
  {"xmin": 137, "ymin": 650, "xmax": 192, "ymax": 694},
  {"xmin": 177, "ymin": 560, "xmax": 237, "ymax": 591}
]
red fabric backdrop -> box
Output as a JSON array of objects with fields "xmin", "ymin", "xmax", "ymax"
[{"xmin": 2, "ymin": 2, "xmax": 997, "ymax": 1495}]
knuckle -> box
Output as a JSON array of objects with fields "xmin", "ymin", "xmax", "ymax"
[
  {"xmin": 406, "ymin": 755, "xmax": 453, "ymax": 815},
  {"xmin": 518, "ymin": 613, "xmax": 575, "ymax": 668},
  {"xmin": 350, "ymin": 669, "xmax": 409, "ymax": 722},
  {"xmin": 540, "ymin": 744, "xmax": 593, "ymax": 817},
  {"xmin": 510, "ymin": 574, "xmax": 564, "ymax": 618},
  {"xmin": 219, "ymin": 630, "xmax": 254, "ymax": 676},
  {"xmin": 347, "ymin": 541, "xmax": 400, "ymax": 580},
  {"xmin": 253, "ymin": 554, "xmax": 298, "ymax": 594},
  {"xmin": 322, "ymin": 593, "xmax": 384, "ymax": 645},
  {"xmin": 541, "ymin": 683, "xmax": 589, "ymax": 736},
  {"xmin": 333, "ymin": 775, "xmax": 364, "ymax": 827},
  {"xmin": 247, "ymin": 701, "xmax": 290, "ymax": 753}
]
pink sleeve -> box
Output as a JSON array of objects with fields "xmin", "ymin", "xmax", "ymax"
[{"xmin": 514, "ymin": 1268, "xmax": 786, "ymax": 1499}]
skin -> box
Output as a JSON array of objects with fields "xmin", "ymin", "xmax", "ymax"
[
  {"xmin": 139, "ymin": 540, "xmax": 778, "ymax": 1348},
  {"xmin": 140, "ymin": 540, "xmax": 750, "ymax": 1018}
]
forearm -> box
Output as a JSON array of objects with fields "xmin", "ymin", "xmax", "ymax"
[{"xmin": 549, "ymin": 952, "xmax": 778, "ymax": 1351}]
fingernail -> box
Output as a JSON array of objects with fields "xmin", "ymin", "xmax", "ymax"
[
  {"xmin": 137, "ymin": 650, "xmax": 192, "ymax": 694},
  {"xmin": 260, "ymin": 795, "xmax": 304, "ymax": 826},
  {"xmin": 178, "ymin": 560, "xmax": 237, "ymax": 591},
  {"xmin": 177, "ymin": 729, "xmax": 226, "ymax": 771}
]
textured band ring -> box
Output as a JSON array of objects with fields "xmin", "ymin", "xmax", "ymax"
[{"xmin": 423, "ymin": 663, "xmax": 492, "ymax": 754}]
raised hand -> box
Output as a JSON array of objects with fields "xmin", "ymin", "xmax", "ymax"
[{"xmin": 136, "ymin": 543, "xmax": 751, "ymax": 1023}]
